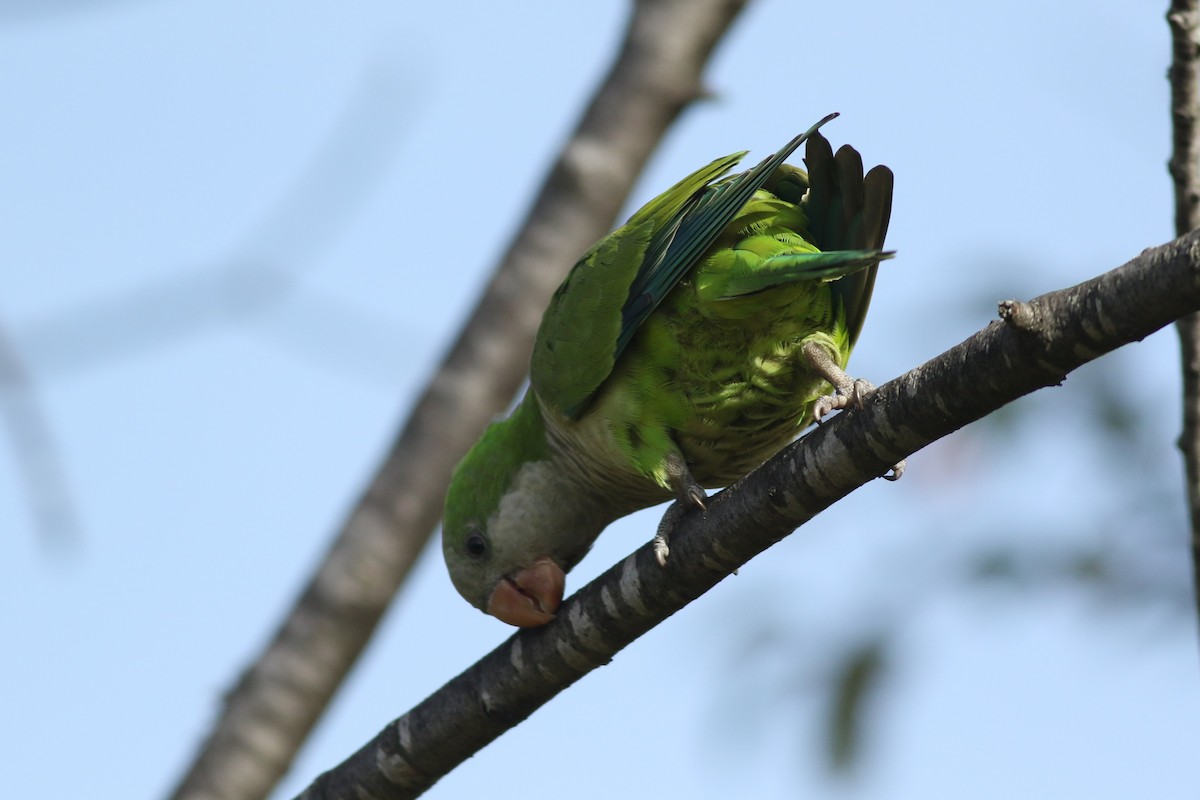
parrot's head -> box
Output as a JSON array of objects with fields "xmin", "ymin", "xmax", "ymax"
[{"xmin": 443, "ymin": 401, "xmax": 592, "ymax": 627}]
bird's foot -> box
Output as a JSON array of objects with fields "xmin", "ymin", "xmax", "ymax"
[
  {"xmin": 654, "ymin": 452, "xmax": 707, "ymax": 566},
  {"xmin": 811, "ymin": 376, "xmax": 875, "ymax": 422},
  {"xmin": 801, "ymin": 341, "xmax": 905, "ymax": 480},
  {"xmin": 802, "ymin": 341, "xmax": 873, "ymax": 423}
]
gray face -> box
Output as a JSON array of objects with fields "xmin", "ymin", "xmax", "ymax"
[{"xmin": 444, "ymin": 458, "xmax": 604, "ymax": 611}]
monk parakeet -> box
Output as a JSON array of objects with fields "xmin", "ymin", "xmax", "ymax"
[{"xmin": 444, "ymin": 114, "xmax": 897, "ymax": 627}]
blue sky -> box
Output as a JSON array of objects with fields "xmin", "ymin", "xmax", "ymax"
[{"xmin": 2, "ymin": 2, "xmax": 1197, "ymax": 798}]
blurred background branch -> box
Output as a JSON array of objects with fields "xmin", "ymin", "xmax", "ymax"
[
  {"xmin": 13, "ymin": 67, "xmax": 411, "ymax": 380},
  {"xmin": 0, "ymin": 0, "xmax": 154, "ymax": 25},
  {"xmin": 1, "ymin": 65, "xmax": 413, "ymax": 553},
  {"xmin": 0, "ymin": 319, "xmax": 79, "ymax": 548}
]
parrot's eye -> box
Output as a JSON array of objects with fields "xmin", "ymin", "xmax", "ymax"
[{"xmin": 465, "ymin": 532, "xmax": 488, "ymax": 559}]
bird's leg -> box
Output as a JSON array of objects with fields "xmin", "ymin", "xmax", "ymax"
[
  {"xmin": 653, "ymin": 451, "xmax": 707, "ymax": 566},
  {"xmin": 801, "ymin": 341, "xmax": 875, "ymax": 422},
  {"xmin": 800, "ymin": 341, "xmax": 905, "ymax": 481}
]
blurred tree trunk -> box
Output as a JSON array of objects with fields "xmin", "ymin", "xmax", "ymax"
[
  {"xmin": 165, "ymin": 2, "xmax": 750, "ymax": 799},
  {"xmin": 1168, "ymin": 0, "xmax": 1200, "ymax": 645}
]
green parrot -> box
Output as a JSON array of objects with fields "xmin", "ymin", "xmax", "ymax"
[{"xmin": 443, "ymin": 114, "xmax": 897, "ymax": 627}]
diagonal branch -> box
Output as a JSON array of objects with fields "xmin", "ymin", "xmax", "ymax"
[
  {"xmin": 296, "ymin": 230, "xmax": 1200, "ymax": 799},
  {"xmin": 0, "ymin": 320, "xmax": 80, "ymax": 548},
  {"xmin": 20, "ymin": 67, "xmax": 409, "ymax": 379},
  {"xmin": 166, "ymin": 2, "xmax": 751, "ymax": 798},
  {"xmin": 1167, "ymin": 0, "xmax": 1200, "ymax": 646}
]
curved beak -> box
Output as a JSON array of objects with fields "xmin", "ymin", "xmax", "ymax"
[{"xmin": 486, "ymin": 557, "xmax": 566, "ymax": 627}]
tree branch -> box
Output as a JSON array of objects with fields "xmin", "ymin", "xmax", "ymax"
[
  {"xmin": 294, "ymin": 231, "xmax": 1200, "ymax": 798},
  {"xmin": 0, "ymin": 320, "xmax": 79, "ymax": 548},
  {"xmin": 1168, "ymin": 0, "xmax": 1200, "ymax": 647},
  {"xmin": 166, "ymin": 2, "xmax": 750, "ymax": 798}
]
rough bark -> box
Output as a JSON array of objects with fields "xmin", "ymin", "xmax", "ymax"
[
  {"xmin": 166, "ymin": 2, "xmax": 750, "ymax": 799},
  {"xmin": 296, "ymin": 231, "xmax": 1200, "ymax": 800},
  {"xmin": 1168, "ymin": 0, "xmax": 1200, "ymax": 642}
]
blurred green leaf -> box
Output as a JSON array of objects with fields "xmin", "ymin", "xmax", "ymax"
[{"xmin": 825, "ymin": 636, "xmax": 888, "ymax": 774}]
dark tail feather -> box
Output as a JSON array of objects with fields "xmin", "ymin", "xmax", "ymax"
[{"xmin": 803, "ymin": 133, "xmax": 894, "ymax": 348}]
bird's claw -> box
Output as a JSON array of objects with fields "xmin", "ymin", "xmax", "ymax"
[
  {"xmin": 801, "ymin": 351, "xmax": 905, "ymax": 479},
  {"xmin": 652, "ymin": 531, "xmax": 671, "ymax": 567},
  {"xmin": 812, "ymin": 377, "xmax": 875, "ymax": 424},
  {"xmin": 653, "ymin": 495, "xmax": 706, "ymax": 566},
  {"xmin": 656, "ymin": 453, "xmax": 708, "ymax": 566},
  {"xmin": 812, "ymin": 381, "xmax": 905, "ymax": 478}
]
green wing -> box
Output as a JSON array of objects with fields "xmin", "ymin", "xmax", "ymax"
[
  {"xmin": 533, "ymin": 114, "xmax": 841, "ymax": 419},
  {"xmin": 617, "ymin": 114, "xmax": 840, "ymax": 355},
  {"xmin": 530, "ymin": 148, "xmax": 747, "ymax": 419}
]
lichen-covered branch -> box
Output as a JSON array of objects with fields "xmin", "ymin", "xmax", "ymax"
[
  {"xmin": 296, "ymin": 232, "xmax": 1200, "ymax": 800},
  {"xmin": 165, "ymin": 2, "xmax": 750, "ymax": 799},
  {"xmin": 1168, "ymin": 0, "xmax": 1200, "ymax": 644}
]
